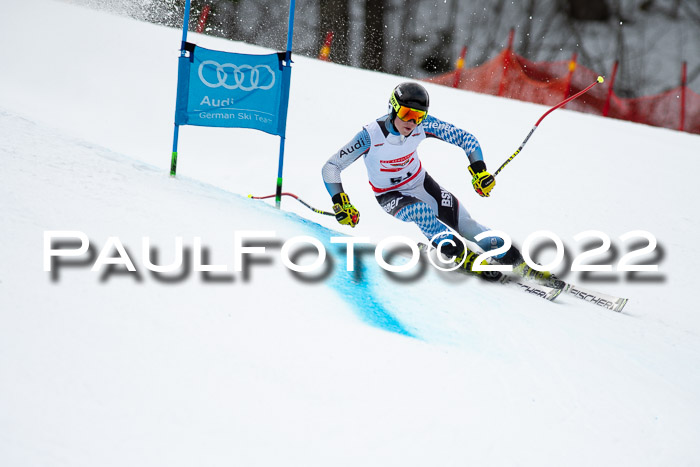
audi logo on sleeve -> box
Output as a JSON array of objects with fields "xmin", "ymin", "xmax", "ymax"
[{"xmin": 198, "ymin": 60, "xmax": 276, "ymax": 91}]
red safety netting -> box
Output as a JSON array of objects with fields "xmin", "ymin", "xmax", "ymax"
[{"xmin": 428, "ymin": 49, "xmax": 700, "ymax": 135}]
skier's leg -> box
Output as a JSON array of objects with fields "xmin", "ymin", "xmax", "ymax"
[
  {"xmin": 416, "ymin": 174, "xmax": 562, "ymax": 286},
  {"xmin": 375, "ymin": 187, "xmax": 492, "ymax": 277},
  {"xmin": 418, "ymin": 173, "xmax": 504, "ymax": 254},
  {"xmin": 375, "ymin": 191, "xmax": 459, "ymax": 254},
  {"xmin": 447, "ymin": 194, "xmax": 561, "ymax": 285}
]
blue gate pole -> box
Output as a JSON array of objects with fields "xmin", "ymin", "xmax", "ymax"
[
  {"xmin": 171, "ymin": 0, "xmax": 192, "ymax": 177},
  {"xmin": 275, "ymin": 0, "xmax": 296, "ymax": 208}
]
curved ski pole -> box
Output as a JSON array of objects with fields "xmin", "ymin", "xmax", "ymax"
[
  {"xmin": 494, "ymin": 76, "xmax": 604, "ymax": 178},
  {"xmin": 248, "ymin": 192, "xmax": 335, "ymax": 216}
]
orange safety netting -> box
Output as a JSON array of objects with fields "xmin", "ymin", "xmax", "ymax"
[{"xmin": 428, "ymin": 49, "xmax": 700, "ymax": 135}]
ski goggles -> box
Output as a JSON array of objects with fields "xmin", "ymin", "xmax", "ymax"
[{"xmin": 390, "ymin": 94, "xmax": 427, "ymax": 124}]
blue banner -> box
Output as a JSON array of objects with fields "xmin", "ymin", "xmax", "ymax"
[{"xmin": 175, "ymin": 45, "xmax": 287, "ymax": 136}]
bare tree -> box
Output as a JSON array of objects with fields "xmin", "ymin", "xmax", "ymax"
[
  {"xmin": 318, "ymin": 0, "xmax": 351, "ymax": 65},
  {"xmin": 419, "ymin": 0, "xmax": 460, "ymax": 75},
  {"xmin": 362, "ymin": 0, "xmax": 387, "ymax": 72},
  {"xmin": 122, "ymin": 0, "xmax": 699, "ymax": 95},
  {"xmin": 565, "ymin": 0, "xmax": 610, "ymax": 21},
  {"xmin": 209, "ymin": 0, "xmax": 241, "ymax": 40},
  {"xmin": 471, "ymin": 0, "xmax": 509, "ymax": 66},
  {"xmin": 518, "ymin": 0, "xmax": 538, "ymax": 57}
]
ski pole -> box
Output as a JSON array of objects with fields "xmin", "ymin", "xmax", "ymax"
[
  {"xmin": 493, "ymin": 76, "xmax": 604, "ymax": 178},
  {"xmin": 248, "ymin": 192, "xmax": 335, "ymax": 216}
]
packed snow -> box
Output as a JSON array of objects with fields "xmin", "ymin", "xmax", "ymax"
[{"xmin": 1, "ymin": 0, "xmax": 699, "ymax": 466}]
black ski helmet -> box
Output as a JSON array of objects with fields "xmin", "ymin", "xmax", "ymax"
[{"xmin": 389, "ymin": 82, "xmax": 430, "ymax": 121}]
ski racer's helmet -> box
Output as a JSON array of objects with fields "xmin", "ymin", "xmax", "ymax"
[{"xmin": 389, "ymin": 82, "xmax": 429, "ymax": 124}]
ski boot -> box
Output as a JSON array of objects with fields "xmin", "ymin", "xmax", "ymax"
[
  {"xmin": 453, "ymin": 248, "xmax": 501, "ymax": 282},
  {"xmin": 512, "ymin": 260, "xmax": 565, "ymax": 289}
]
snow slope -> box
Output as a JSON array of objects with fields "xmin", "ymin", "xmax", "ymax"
[{"xmin": 1, "ymin": 0, "xmax": 700, "ymax": 465}]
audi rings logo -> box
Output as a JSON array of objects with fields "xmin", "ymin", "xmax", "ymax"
[{"xmin": 198, "ymin": 60, "xmax": 276, "ymax": 91}]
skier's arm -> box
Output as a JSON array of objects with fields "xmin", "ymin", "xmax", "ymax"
[
  {"xmin": 321, "ymin": 128, "xmax": 371, "ymax": 197},
  {"xmin": 321, "ymin": 128, "xmax": 371, "ymax": 227},
  {"xmin": 422, "ymin": 115, "xmax": 495, "ymax": 197},
  {"xmin": 422, "ymin": 115, "xmax": 484, "ymax": 164}
]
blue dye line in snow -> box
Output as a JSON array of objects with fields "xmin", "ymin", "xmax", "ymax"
[
  {"xmin": 329, "ymin": 260, "xmax": 414, "ymax": 338},
  {"xmin": 288, "ymin": 212, "xmax": 414, "ymax": 338}
]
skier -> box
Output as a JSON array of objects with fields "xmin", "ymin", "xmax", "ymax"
[{"xmin": 321, "ymin": 82, "xmax": 554, "ymax": 285}]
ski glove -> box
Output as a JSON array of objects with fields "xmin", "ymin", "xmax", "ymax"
[
  {"xmin": 468, "ymin": 160, "xmax": 496, "ymax": 197},
  {"xmin": 332, "ymin": 192, "xmax": 360, "ymax": 227}
]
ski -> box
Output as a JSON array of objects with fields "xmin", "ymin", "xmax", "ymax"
[
  {"xmin": 497, "ymin": 274, "xmax": 563, "ymax": 302},
  {"xmin": 417, "ymin": 243, "xmax": 628, "ymax": 310},
  {"xmin": 417, "ymin": 243, "xmax": 562, "ymax": 302},
  {"xmin": 559, "ymin": 282, "xmax": 629, "ymax": 312}
]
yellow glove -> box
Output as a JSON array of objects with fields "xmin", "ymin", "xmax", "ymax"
[
  {"xmin": 468, "ymin": 161, "xmax": 496, "ymax": 197},
  {"xmin": 332, "ymin": 192, "xmax": 360, "ymax": 227}
]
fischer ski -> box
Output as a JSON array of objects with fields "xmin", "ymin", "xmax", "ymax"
[
  {"xmin": 417, "ymin": 243, "xmax": 562, "ymax": 302},
  {"xmin": 498, "ymin": 274, "xmax": 563, "ymax": 302},
  {"xmin": 559, "ymin": 282, "xmax": 629, "ymax": 312},
  {"xmin": 416, "ymin": 243, "xmax": 628, "ymax": 310}
]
